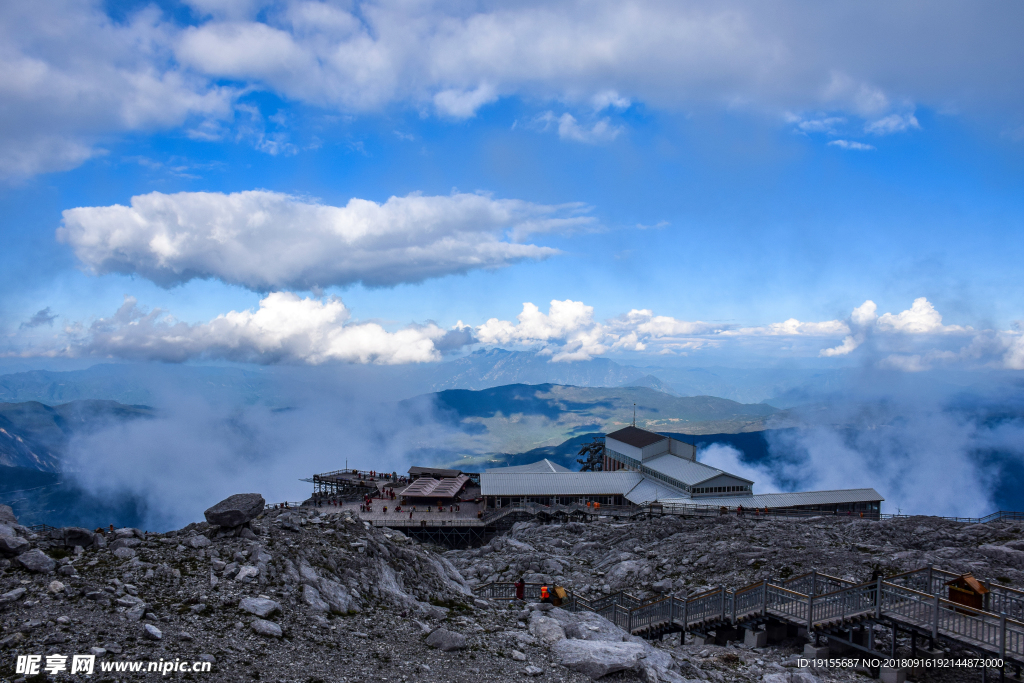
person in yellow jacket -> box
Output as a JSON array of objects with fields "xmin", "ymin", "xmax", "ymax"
[{"xmin": 540, "ymin": 585, "xmax": 551, "ymax": 603}]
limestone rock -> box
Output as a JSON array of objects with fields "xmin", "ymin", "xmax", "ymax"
[
  {"xmin": 112, "ymin": 547, "xmax": 136, "ymax": 560},
  {"xmin": 251, "ymin": 618, "xmax": 283, "ymax": 637},
  {"xmin": 0, "ymin": 587, "xmax": 27, "ymax": 604},
  {"xmin": 0, "ymin": 524, "xmax": 29, "ymax": 555},
  {"xmin": 239, "ymin": 597, "xmax": 282, "ymax": 618},
  {"xmin": 143, "ymin": 624, "xmax": 163, "ymax": 640},
  {"xmin": 235, "ymin": 565, "xmax": 259, "ymax": 582},
  {"xmin": 204, "ymin": 493, "xmax": 265, "ymax": 528},
  {"xmin": 62, "ymin": 527, "xmax": 94, "ymax": 548},
  {"xmin": 302, "ymin": 585, "xmax": 330, "ymax": 612},
  {"xmin": 528, "ymin": 614, "xmax": 566, "ymax": 645},
  {"xmin": 186, "ymin": 535, "xmax": 212, "ymax": 549},
  {"xmin": 16, "ymin": 548, "xmax": 55, "ymax": 573},
  {"xmin": 0, "ymin": 504, "xmax": 16, "ymax": 525},
  {"xmin": 551, "ymin": 639, "xmax": 647, "ymax": 679},
  {"xmin": 424, "ymin": 628, "xmax": 467, "ymax": 651}
]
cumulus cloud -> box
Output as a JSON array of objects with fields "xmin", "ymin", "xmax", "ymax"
[
  {"xmin": 59, "ymin": 190, "xmax": 589, "ymax": 290},
  {"xmin": 59, "ymin": 293, "xmax": 458, "ymax": 365},
  {"xmin": 0, "ymin": 2, "xmax": 232, "ymax": 178},
  {"xmin": 4, "ymin": 1, "xmax": 1022, "ymax": 176}
]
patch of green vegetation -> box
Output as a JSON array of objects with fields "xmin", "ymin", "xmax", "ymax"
[
  {"xmin": 46, "ymin": 546, "xmax": 72, "ymax": 560},
  {"xmin": 996, "ymin": 577, "xmax": 1012, "ymax": 585},
  {"xmin": 778, "ymin": 566, "xmax": 793, "ymax": 579}
]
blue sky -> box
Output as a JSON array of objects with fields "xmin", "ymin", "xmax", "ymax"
[{"xmin": 2, "ymin": 0, "xmax": 1023, "ymax": 372}]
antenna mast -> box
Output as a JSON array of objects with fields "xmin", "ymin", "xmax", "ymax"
[{"xmin": 633, "ymin": 403, "xmax": 636, "ymax": 427}]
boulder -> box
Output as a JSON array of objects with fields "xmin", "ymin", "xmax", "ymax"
[
  {"xmin": 143, "ymin": 624, "xmax": 163, "ymax": 640},
  {"xmin": 251, "ymin": 619, "xmax": 282, "ymax": 637},
  {"xmin": 551, "ymin": 639, "xmax": 647, "ymax": 679},
  {"xmin": 239, "ymin": 597, "xmax": 281, "ymax": 618},
  {"xmin": 186, "ymin": 535, "xmax": 212, "ymax": 549},
  {"xmin": 235, "ymin": 565, "xmax": 259, "ymax": 583},
  {"xmin": 318, "ymin": 578, "xmax": 357, "ymax": 614},
  {"xmin": 0, "ymin": 525, "xmax": 29, "ymax": 555},
  {"xmin": 204, "ymin": 494, "xmax": 265, "ymax": 528},
  {"xmin": 110, "ymin": 537, "xmax": 142, "ymax": 550},
  {"xmin": 62, "ymin": 527, "xmax": 94, "ymax": 548},
  {"xmin": 0, "ymin": 505, "xmax": 16, "ymax": 525},
  {"xmin": 302, "ymin": 585, "xmax": 330, "ymax": 612},
  {"xmin": 0, "ymin": 587, "xmax": 27, "ymax": 605},
  {"xmin": 16, "ymin": 549, "xmax": 55, "ymax": 573},
  {"xmin": 652, "ymin": 578, "xmax": 673, "ymax": 593},
  {"xmin": 112, "ymin": 547, "xmax": 136, "ymax": 560},
  {"xmin": 424, "ymin": 628, "xmax": 468, "ymax": 651},
  {"xmin": 529, "ymin": 614, "xmax": 567, "ymax": 645}
]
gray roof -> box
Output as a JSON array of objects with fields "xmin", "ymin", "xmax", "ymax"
[
  {"xmin": 660, "ymin": 488, "xmax": 884, "ymax": 509},
  {"xmin": 643, "ymin": 453, "xmax": 753, "ymax": 486},
  {"xmin": 624, "ymin": 478, "xmax": 682, "ymax": 505},
  {"xmin": 606, "ymin": 426, "xmax": 668, "ymax": 448},
  {"xmin": 481, "ymin": 471, "xmax": 643, "ymax": 496},
  {"xmin": 485, "ymin": 459, "xmax": 572, "ymax": 474}
]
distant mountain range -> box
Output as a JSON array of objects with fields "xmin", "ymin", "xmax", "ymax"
[
  {"xmin": 0, "ymin": 400, "xmax": 153, "ymax": 472},
  {"xmin": 0, "ymin": 350, "xmax": 852, "ymax": 407}
]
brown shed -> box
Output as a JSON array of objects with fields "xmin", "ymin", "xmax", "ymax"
[{"xmin": 945, "ymin": 573, "xmax": 989, "ymax": 610}]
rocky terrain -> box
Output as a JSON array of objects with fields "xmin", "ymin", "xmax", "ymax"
[{"xmin": 1, "ymin": 498, "xmax": 1023, "ymax": 682}]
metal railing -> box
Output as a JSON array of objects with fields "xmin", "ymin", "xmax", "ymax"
[{"xmin": 474, "ymin": 564, "xmax": 1024, "ymax": 663}]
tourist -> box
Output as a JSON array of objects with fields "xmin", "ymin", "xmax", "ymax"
[
  {"xmin": 540, "ymin": 585, "xmax": 551, "ymax": 603},
  {"xmin": 515, "ymin": 577, "xmax": 525, "ymax": 600}
]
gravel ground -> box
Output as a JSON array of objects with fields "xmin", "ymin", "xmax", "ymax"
[{"xmin": 2, "ymin": 504, "xmax": 1022, "ymax": 682}]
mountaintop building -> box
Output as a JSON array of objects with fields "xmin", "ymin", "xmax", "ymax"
[{"xmin": 480, "ymin": 425, "xmax": 882, "ymax": 516}]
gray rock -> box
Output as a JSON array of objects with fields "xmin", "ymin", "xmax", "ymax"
[
  {"xmin": 511, "ymin": 650, "xmax": 527, "ymax": 661},
  {"xmin": 126, "ymin": 604, "xmax": 146, "ymax": 622},
  {"xmin": 0, "ymin": 587, "xmax": 27, "ymax": 604},
  {"xmin": 652, "ymin": 578, "xmax": 673, "ymax": 593},
  {"xmin": 0, "ymin": 524, "xmax": 29, "ymax": 555},
  {"xmin": 235, "ymin": 565, "xmax": 259, "ymax": 582},
  {"xmin": 16, "ymin": 548, "xmax": 55, "ymax": 573},
  {"xmin": 251, "ymin": 619, "xmax": 283, "ymax": 637},
  {"xmin": 143, "ymin": 624, "xmax": 163, "ymax": 640},
  {"xmin": 62, "ymin": 527, "xmax": 95, "ymax": 548},
  {"xmin": 110, "ymin": 537, "xmax": 142, "ymax": 550},
  {"xmin": 239, "ymin": 597, "xmax": 281, "ymax": 618},
  {"xmin": 524, "ymin": 665, "xmax": 544, "ymax": 676},
  {"xmin": 424, "ymin": 628, "xmax": 468, "ymax": 651},
  {"xmin": 112, "ymin": 547, "xmax": 136, "ymax": 560},
  {"xmin": 302, "ymin": 585, "xmax": 330, "ymax": 612},
  {"xmin": 204, "ymin": 493, "xmax": 265, "ymax": 528},
  {"xmin": 318, "ymin": 578, "xmax": 357, "ymax": 614},
  {"xmin": 187, "ymin": 535, "xmax": 212, "ymax": 549},
  {"xmin": 0, "ymin": 504, "xmax": 16, "ymax": 525},
  {"xmin": 528, "ymin": 614, "xmax": 566, "ymax": 645},
  {"xmin": 551, "ymin": 639, "xmax": 647, "ymax": 679}
]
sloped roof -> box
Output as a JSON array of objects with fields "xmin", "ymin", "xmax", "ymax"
[
  {"xmin": 660, "ymin": 488, "xmax": 884, "ymax": 509},
  {"xmin": 408, "ymin": 466, "xmax": 463, "ymax": 478},
  {"xmin": 400, "ymin": 474, "xmax": 469, "ymax": 498},
  {"xmin": 605, "ymin": 426, "xmax": 668, "ymax": 449},
  {"xmin": 644, "ymin": 453, "xmax": 753, "ymax": 486},
  {"xmin": 485, "ymin": 459, "xmax": 572, "ymax": 473},
  {"xmin": 624, "ymin": 478, "xmax": 683, "ymax": 505},
  {"xmin": 481, "ymin": 471, "xmax": 643, "ymax": 496}
]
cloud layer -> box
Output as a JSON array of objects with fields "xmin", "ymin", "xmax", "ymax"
[
  {"xmin": 63, "ymin": 293, "xmax": 452, "ymax": 365},
  {"xmin": 9, "ymin": 294, "xmax": 1024, "ymax": 370},
  {"xmin": 60, "ymin": 190, "xmax": 585, "ymax": 289},
  {"xmin": 3, "ymin": 1, "xmax": 1022, "ymax": 176}
]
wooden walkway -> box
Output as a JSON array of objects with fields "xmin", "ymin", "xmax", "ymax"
[{"xmin": 475, "ymin": 565, "xmax": 1024, "ymax": 665}]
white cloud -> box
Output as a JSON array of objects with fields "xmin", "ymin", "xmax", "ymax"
[
  {"xmin": 865, "ymin": 113, "xmax": 921, "ymax": 135},
  {"xmin": 536, "ymin": 112, "xmax": 623, "ymax": 144},
  {"xmin": 723, "ymin": 318, "xmax": 850, "ymax": 337},
  {"xmin": 4, "ymin": 2, "xmax": 1023, "ymax": 176},
  {"xmin": 876, "ymin": 297, "xmax": 970, "ymax": 334},
  {"xmin": 0, "ymin": 3, "xmax": 233, "ymax": 179},
  {"xmin": 433, "ymin": 84, "xmax": 499, "ymax": 118},
  {"xmin": 61, "ymin": 293, "xmax": 452, "ymax": 365},
  {"xmin": 59, "ymin": 190, "xmax": 591, "ymax": 290},
  {"xmin": 828, "ymin": 139, "xmax": 875, "ymax": 150}
]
